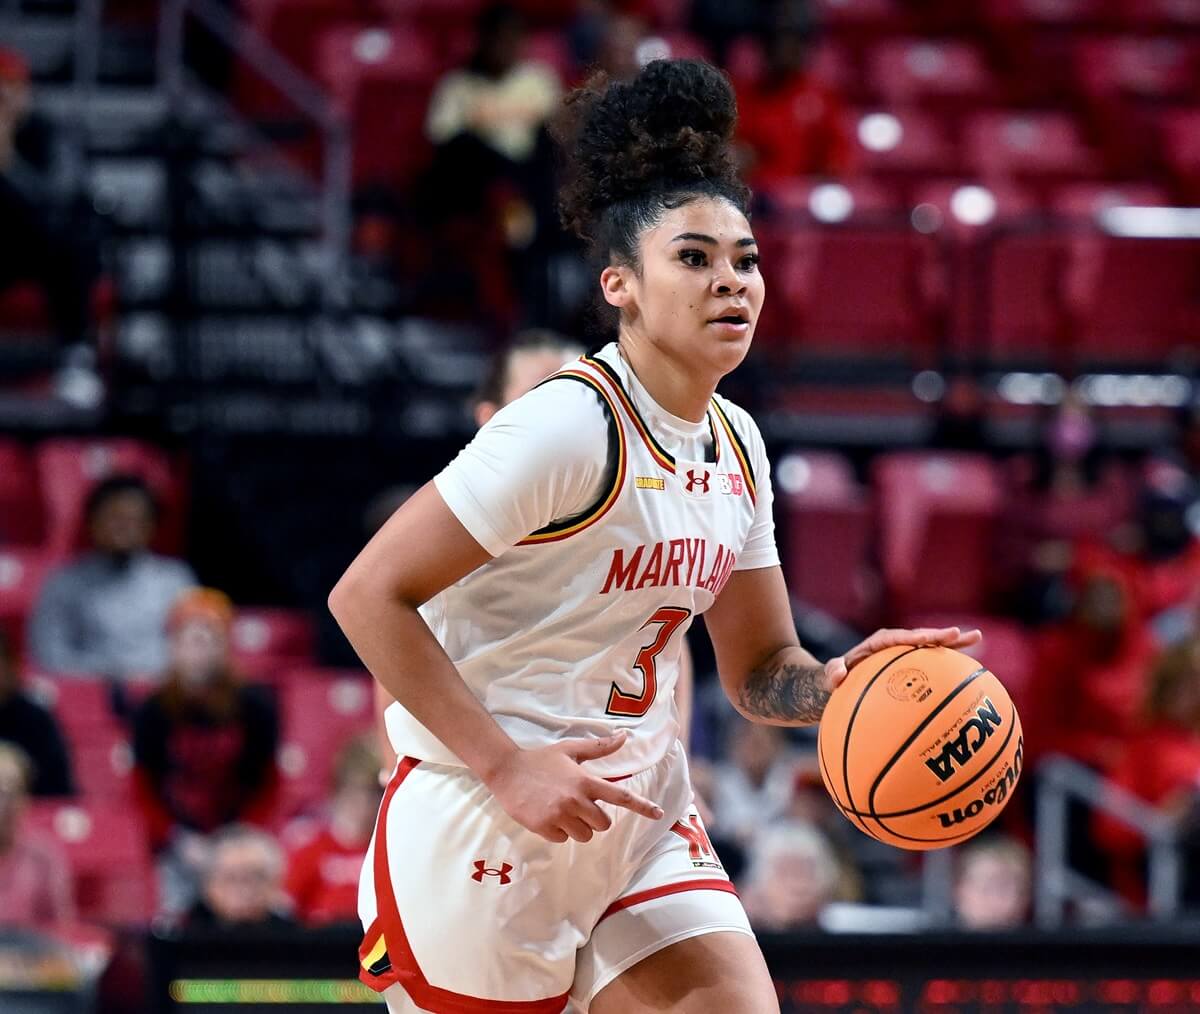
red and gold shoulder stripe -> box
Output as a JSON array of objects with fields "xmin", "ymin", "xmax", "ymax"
[
  {"xmin": 516, "ymin": 369, "xmax": 627, "ymax": 546},
  {"xmin": 710, "ymin": 399, "xmax": 758, "ymax": 506}
]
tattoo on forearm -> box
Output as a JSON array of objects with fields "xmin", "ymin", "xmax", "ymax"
[{"xmin": 739, "ymin": 659, "xmax": 830, "ymax": 724}]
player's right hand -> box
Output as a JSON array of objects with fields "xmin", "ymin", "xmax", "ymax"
[{"xmin": 484, "ymin": 730, "xmax": 665, "ymax": 844}]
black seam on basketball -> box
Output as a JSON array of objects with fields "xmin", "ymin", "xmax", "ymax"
[
  {"xmin": 817, "ymin": 738, "xmax": 848, "ymax": 814},
  {"xmin": 841, "ymin": 645, "xmax": 924, "ymax": 837},
  {"xmin": 870, "ymin": 729, "xmax": 1022, "ymax": 845},
  {"xmin": 840, "ymin": 703, "xmax": 1017, "ymax": 819},
  {"xmin": 864, "ymin": 666, "xmax": 990, "ymax": 820}
]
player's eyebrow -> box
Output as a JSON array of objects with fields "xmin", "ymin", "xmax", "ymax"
[{"xmin": 671, "ymin": 232, "xmax": 758, "ymax": 247}]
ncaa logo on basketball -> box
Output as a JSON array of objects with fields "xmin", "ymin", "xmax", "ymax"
[
  {"xmin": 923, "ymin": 697, "xmax": 1003, "ymax": 784},
  {"xmin": 934, "ymin": 737, "xmax": 1023, "ymax": 829}
]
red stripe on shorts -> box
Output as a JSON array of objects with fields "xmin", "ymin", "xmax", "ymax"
[
  {"xmin": 360, "ymin": 756, "xmax": 570, "ymax": 1013},
  {"xmin": 597, "ymin": 878, "xmax": 739, "ymax": 924}
]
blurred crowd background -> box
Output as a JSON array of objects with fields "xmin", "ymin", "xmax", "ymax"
[{"xmin": 1, "ymin": 0, "xmax": 1200, "ymax": 1009}]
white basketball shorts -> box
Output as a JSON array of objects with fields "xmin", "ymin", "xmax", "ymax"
[{"xmin": 357, "ymin": 740, "xmax": 753, "ymax": 1013}]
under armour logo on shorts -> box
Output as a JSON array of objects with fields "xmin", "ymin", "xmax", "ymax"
[{"xmin": 471, "ymin": 860, "xmax": 513, "ymax": 885}]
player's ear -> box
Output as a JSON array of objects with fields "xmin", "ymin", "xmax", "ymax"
[
  {"xmin": 600, "ymin": 265, "xmax": 633, "ymax": 311},
  {"xmin": 474, "ymin": 401, "xmax": 498, "ymax": 427}
]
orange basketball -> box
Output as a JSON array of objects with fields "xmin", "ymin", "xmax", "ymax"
[{"xmin": 817, "ymin": 644, "xmax": 1023, "ymax": 851}]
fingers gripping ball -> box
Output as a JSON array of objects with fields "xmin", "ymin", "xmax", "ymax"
[{"xmin": 817, "ymin": 645, "xmax": 1023, "ymax": 850}]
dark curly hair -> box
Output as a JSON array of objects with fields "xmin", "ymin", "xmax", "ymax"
[{"xmin": 556, "ymin": 59, "xmax": 750, "ymax": 267}]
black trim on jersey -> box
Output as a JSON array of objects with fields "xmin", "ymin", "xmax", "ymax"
[
  {"xmin": 584, "ymin": 354, "xmax": 721, "ymax": 466},
  {"xmin": 524, "ymin": 372, "xmax": 621, "ymax": 538},
  {"xmin": 711, "ymin": 398, "xmax": 758, "ymax": 488},
  {"xmin": 365, "ymin": 952, "xmax": 392, "ymax": 979}
]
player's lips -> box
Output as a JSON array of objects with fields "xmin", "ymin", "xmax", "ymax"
[{"xmin": 707, "ymin": 307, "xmax": 750, "ymax": 335}]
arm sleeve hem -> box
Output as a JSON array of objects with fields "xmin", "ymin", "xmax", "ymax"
[{"xmin": 433, "ymin": 472, "xmax": 507, "ymax": 558}]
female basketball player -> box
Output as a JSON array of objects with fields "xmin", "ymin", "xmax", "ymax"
[{"xmin": 330, "ymin": 59, "xmax": 980, "ymax": 1013}]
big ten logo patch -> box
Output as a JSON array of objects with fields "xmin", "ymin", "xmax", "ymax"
[
  {"xmin": 670, "ymin": 815, "xmax": 722, "ymax": 870},
  {"xmin": 716, "ymin": 473, "xmax": 744, "ymax": 496}
]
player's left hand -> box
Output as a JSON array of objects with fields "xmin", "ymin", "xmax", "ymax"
[{"xmin": 823, "ymin": 626, "xmax": 983, "ymax": 692}]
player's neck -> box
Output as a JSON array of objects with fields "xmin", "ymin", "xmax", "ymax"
[{"xmin": 616, "ymin": 337, "xmax": 716, "ymax": 424}]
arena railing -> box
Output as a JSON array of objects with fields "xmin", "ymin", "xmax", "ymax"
[
  {"xmin": 156, "ymin": 0, "xmax": 351, "ymax": 313},
  {"xmin": 1034, "ymin": 754, "xmax": 1183, "ymax": 927}
]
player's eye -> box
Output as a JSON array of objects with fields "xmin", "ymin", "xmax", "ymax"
[
  {"xmin": 738, "ymin": 253, "xmax": 760, "ymax": 271},
  {"xmin": 678, "ymin": 249, "xmax": 707, "ymax": 267}
]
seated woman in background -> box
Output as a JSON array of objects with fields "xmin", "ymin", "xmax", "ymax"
[{"xmin": 132, "ymin": 588, "xmax": 279, "ymax": 915}]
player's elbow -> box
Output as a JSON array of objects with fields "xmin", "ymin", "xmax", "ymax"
[{"xmin": 327, "ymin": 565, "xmax": 370, "ymax": 627}]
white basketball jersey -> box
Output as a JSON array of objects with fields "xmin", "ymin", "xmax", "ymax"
[{"xmin": 386, "ymin": 347, "xmax": 766, "ymax": 777}]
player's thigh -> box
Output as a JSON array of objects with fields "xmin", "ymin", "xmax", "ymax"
[{"xmin": 588, "ymin": 930, "xmax": 779, "ymax": 1014}]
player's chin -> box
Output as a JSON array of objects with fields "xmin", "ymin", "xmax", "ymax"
[{"xmin": 701, "ymin": 320, "xmax": 755, "ymax": 365}]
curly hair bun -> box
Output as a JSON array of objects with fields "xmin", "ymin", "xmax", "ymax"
[{"xmin": 558, "ymin": 59, "xmax": 746, "ymax": 243}]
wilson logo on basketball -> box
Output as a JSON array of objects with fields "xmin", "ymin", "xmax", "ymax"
[
  {"xmin": 934, "ymin": 737, "xmax": 1023, "ymax": 829},
  {"xmin": 471, "ymin": 860, "xmax": 513, "ymax": 885},
  {"xmin": 924, "ymin": 697, "xmax": 1003, "ymax": 784}
]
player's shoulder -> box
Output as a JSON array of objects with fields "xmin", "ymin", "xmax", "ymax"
[
  {"xmin": 478, "ymin": 362, "xmax": 613, "ymax": 458},
  {"xmin": 712, "ymin": 392, "xmax": 766, "ymax": 456}
]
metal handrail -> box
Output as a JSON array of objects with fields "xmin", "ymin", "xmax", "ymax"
[
  {"xmin": 156, "ymin": 0, "xmax": 350, "ymax": 310},
  {"xmin": 1035, "ymin": 754, "xmax": 1182, "ymax": 927}
]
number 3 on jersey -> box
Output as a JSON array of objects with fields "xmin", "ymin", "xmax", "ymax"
[{"xmin": 606, "ymin": 606, "xmax": 692, "ymax": 718}]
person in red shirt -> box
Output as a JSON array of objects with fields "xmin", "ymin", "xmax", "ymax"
[
  {"xmin": 734, "ymin": 15, "xmax": 855, "ymax": 188},
  {"xmin": 1094, "ymin": 636, "xmax": 1200, "ymax": 905},
  {"xmin": 1027, "ymin": 561, "xmax": 1157, "ymax": 773},
  {"xmin": 285, "ymin": 736, "xmax": 381, "ymax": 925}
]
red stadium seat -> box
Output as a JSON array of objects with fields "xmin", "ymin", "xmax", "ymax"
[
  {"xmin": 758, "ymin": 176, "xmax": 900, "ymax": 220},
  {"xmin": 868, "ymin": 39, "xmax": 996, "ymax": 110},
  {"xmin": 0, "ymin": 548, "xmax": 54, "ymax": 653},
  {"xmin": 25, "ymin": 673, "xmax": 119, "ymax": 735},
  {"xmin": 1159, "ymin": 109, "xmax": 1200, "ymax": 201},
  {"xmin": 853, "ymin": 108, "xmax": 960, "ymax": 179},
  {"xmin": 523, "ymin": 29, "xmax": 573, "ymax": 82},
  {"xmin": 276, "ymin": 670, "xmax": 374, "ymax": 816},
  {"xmin": 1074, "ymin": 37, "xmax": 1196, "ymax": 100},
  {"xmin": 315, "ymin": 24, "xmax": 440, "ymax": 187},
  {"xmin": 24, "ymin": 800, "xmax": 155, "ymax": 925},
  {"xmin": 964, "ymin": 111, "xmax": 1100, "ymax": 184},
  {"xmin": 34, "ymin": 438, "xmax": 182, "ymax": 560},
  {"xmin": 777, "ymin": 450, "xmax": 876, "ymax": 625},
  {"xmin": 1113, "ymin": 0, "xmax": 1200, "ymax": 28},
  {"xmin": 1050, "ymin": 182, "xmax": 1171, "ymax": 221},
  {"xmin": 230, "ymin": 607, "xmax": 317, "ymax": 681},
  {"xmin": 908, "ymin": 179, "xmax": 1037, "ymax": 358},
  {"xmin": 0, "ymin": 439, "xmax": 45, "ymax": 546},
  {"xmin": 984, "ymin": 0, "xmax": 1111, "ymax": 28},
  {"xmin": 755, "ymin": 219, "xmax": 940, "ymax": 364},
  {"xmin": 873, "ymin": 452, "xmax": 1004, "ymax": 617}
]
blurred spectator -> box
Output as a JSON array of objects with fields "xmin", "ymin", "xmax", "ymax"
[
  {"xmin": 740, "ymin": 820, "xmax": 841, "ymax": 931},
  {"xmin": 0, "ymin": 47, "xmax": 102, "ymax": 385},
  {"xmin": 132, "ymin": 588, "xmax": 279, "ymax": 914},
  {"xmin": 952, "ymin": 836, "xmax": 1033, "ymax": 930},
  {"xmin": 473, "ymin": 329, "xmax": 584, "ymax": 427},
  {"xmin": 734, "ymin": 8, "xmax": 853, "ymax": 187},
  {"xmin": 0, "ymin": 631, "xmax": 74, "ymax": 796},
  {"xmin": 689, "ymin": 0, "xmax": 769, "ymax": 68},
  {"xmin": 1125, "ymin": 460, "xmax": 1200, "ymax": 642},
  {"xmin": 1026, "ymin": 560, "xmax": 1156, "ymax": 771},
  {"xmin": 28, "ymin": 475, "xmax": 197, "ymax": 679},
  {"xmin": 186, "ymin": 824, "xmax": 292, "ymax": 929},
  {"xmin": 0, "ymin": 743, "xmax": 75, "ymax": 928},
  {"xmin": 285, "ymin": 736, "xmax": 381, "ymax": 926},
  {"xmin": 998, "ymin": 394, "xmax": 1131, "ymax": 625},
  {"xmin": 1096, "ymin": 636, "xmax": 1200, "ymax": 903},
  {"xmin": 710, "ymin": 721, "xmax": 799, "ymax": 844},
  {"xmin": 421, "ymin": 4, "xmax": 561, "ymax": 253}
]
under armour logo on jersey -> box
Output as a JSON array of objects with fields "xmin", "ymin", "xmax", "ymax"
[
  {"xmin": 685, "ymin": 469, "xmax": 710, "ymax": 494},
  {"xmin": 471, "ymin": 860, "xmax": 513, "ymax": 885}
]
